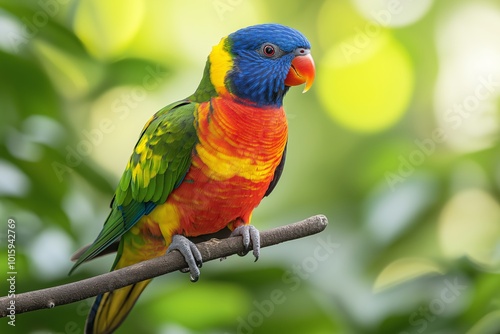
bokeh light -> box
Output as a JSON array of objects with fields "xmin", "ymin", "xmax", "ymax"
[
  {"xmin": 353, "ymin": 0, "xmax": 434, "ymax": 27},
  {"xmin": 439, "ymin": 189, "xmax": 500, "ymax": 270},
  {"xmin": 73, "ymin": 0, "xmax": 145, "ymax": 60},
  {"xmin": 317, "ymin": 31, "xmax": 414, "ymax": 132},
  {"xmin": 434, "ymin": 2, "xmax": 500, "ymax": 152}
]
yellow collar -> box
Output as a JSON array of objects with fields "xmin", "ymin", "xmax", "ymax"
[{"xmin": 208, "ymin": 37, "xmax": 233, "ymax": 96}]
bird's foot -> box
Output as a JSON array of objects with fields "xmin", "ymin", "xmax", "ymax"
[
  {"xmin": 167, "ymin": 235, "xmax": 203, "ymax": 282},
  {"xmin": 230, "ymin": 225, "xmax": 261, "ymax": 261}
]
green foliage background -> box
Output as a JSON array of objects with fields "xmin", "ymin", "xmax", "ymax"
[{"xmin": 1, "ymin": 0, "xmax": 500, "ymax": 333}]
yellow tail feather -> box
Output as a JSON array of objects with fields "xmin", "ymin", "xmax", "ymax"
[{"xmin": 85, "ymin": 280, "xmax": 151, "ymax": 334}]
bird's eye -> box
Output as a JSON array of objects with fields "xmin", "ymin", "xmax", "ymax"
[{"xmin": 262, "ymin": 44, "xmax": 276, "ymax": 57}]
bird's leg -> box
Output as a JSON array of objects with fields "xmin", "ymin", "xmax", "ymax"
[
  {"xmin": 230, "ymin": 225, "xmax": 261, "ymax": 261},
  {"xmin": 167, "ymin": 234, "xmax": 203, "ymax": 282}
]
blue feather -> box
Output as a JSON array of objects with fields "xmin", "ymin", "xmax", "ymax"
[{"xmin": 225, "ymin": 24, "xmax": 311, "ymax": 106}]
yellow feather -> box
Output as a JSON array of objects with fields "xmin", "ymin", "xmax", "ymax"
[
  {"xmin": 135, "ymin": 135, "xmax": 148, "ymax": 154},
  {"xmin": 92, "ymin": 280, "xmax": 151, "ymax": 334},
  {"xmin": 132, "ymin": 164, "xmax": 142, "ymax": 185},
  {"xmin": 194, "ymin": 138, "xmax": 277, "ymax": 182},
  {"xmin": 149, "ymin": 203, "xmax": 181, "ymax": 243},
  {"xmin": 209, "ymin": 37, "xmax": 232, "ymax": 95}
]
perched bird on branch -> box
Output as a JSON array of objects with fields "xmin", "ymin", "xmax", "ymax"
[{"xmin": 70, "ymin": 23, "xmax": 315, "ymax": 334}]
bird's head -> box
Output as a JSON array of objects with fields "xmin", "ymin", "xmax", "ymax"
[{"xmin": 192, "ymin": 24, "xmax": 315, "ymax": 106}]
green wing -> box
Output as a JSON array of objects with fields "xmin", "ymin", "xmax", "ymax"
[
  {"xmin": 70, "ymin": 101, "xmax": 198, "ymax": 274},
  {"xmin": 115, "ymin": 100, "xmax": 198, "ymax": 206}
]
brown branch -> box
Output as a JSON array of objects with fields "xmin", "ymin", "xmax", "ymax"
[{"xmin": 0, "ymin": 215, "xmax": 328, "ymax": 317}]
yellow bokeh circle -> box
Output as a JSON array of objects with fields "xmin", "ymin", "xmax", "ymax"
[
  {"xmin": 73, "ymin": 0, "xmax": 145, "ymax": 60},
  {"xmin": 317, "ymin": 32, "xmax": 414, "ymax": 133}
]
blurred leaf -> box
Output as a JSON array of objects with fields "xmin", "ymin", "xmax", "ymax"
[
  {"xmin": 97, "ymin": 58, "xmax": 171, "ymax": 96},
  {"xmin": 467, "ymin": 310, "xmax": 500, "ymax": 334},
  {"xmin": 374, "ymin": 257, "xmax": 444, "ymax": 291},
  {"xmin": 33, "ymin": 39, "xmax": 105, "ymax": 98},
  {"xmin": 0, "ymin": 49, "xmax": 59, "ymax": 121}
]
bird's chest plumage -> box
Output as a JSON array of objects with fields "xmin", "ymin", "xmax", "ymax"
[{"xmin": 167, "ymin": 95, "xmax": 288, "ymax": 236}]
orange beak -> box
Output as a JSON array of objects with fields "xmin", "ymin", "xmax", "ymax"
[{"xmin": 284, "ymin": 52, "xmax": 315, "ymax": 93}]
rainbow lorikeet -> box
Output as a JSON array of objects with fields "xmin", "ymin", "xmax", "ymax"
[{"xmin": 70, "ymin": 23, "xmax": 315, "ymax": 334}]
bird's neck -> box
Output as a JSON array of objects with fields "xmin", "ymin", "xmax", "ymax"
[
  {"xmin": 215, "ymin": 92, "xmax": 287, "ymax": 130},
  {"xmin": 190, "ymin": 60, "xmax": 218, "ymax": 103},
  {"xmin": 190, "ymin": 38, "xmax": 232, "ymax": 103}
]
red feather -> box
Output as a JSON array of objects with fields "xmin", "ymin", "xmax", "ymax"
[{"xmin": 169, "ymin": 93, "xmax": 288, "ymax": 236}]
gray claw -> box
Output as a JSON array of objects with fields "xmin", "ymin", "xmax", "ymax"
[
  {"xmin": 167, "ymin": 235, "xmax": 203, "ymax": 282},
  {"xmin": 230, "ymin": 225, "xmax": 260, "ymax": 261}
]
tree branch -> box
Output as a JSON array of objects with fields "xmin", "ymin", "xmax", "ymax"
[{"xmin": 0, "ymin": 215, "xmax": 328, "ymax": 317}]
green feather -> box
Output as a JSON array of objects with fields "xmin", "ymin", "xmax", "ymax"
[
  {"xmin": 123, "ymin": 100, "xmax": 197, "ymax": 205},
  {"xmin": 189, "ymin": 59, "xmax": 218, "ymax": 103},
  {"xmin": 152, "ymin": 172, "xmax": 165, "ymax": 203},
  {"xmin": 69, "ymin": 101, "xmax": 197, "ymax": 274}
]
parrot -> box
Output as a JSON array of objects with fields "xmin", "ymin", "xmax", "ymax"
[{"xmin": 69, "ymin": 23, "xmax": 315, "ymax": 334}]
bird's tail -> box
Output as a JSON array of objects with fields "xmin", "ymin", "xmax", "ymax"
[
  {"xmin": 83, "ymin": 214, "xmax": 170, "ymax": 334},
  {"xmin": 85, "ymin": 279, "xmax": 151, "ymax": 334}
]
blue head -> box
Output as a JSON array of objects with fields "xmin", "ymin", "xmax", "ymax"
[{"xmin": 201, "ymin": 24, "xmax": 315, "ymax": 106}]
